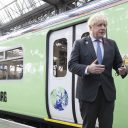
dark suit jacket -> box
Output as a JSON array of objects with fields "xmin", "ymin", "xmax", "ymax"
[{"xmin": 68, "ymin": 37, "xmax": 124, "ymax": 102}]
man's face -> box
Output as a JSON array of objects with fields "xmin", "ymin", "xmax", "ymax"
[{"xmin": 90, "ymin": 21, "xmax": 107, "ymax": 39}]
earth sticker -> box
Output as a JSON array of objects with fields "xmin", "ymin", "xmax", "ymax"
[{"xmin": 50, "ymin": 87, "xmax": 68, "ymax": 111}]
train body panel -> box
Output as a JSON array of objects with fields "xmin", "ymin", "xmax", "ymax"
[
  {"xmin": 106, "ymin": 3, "xmax": 128, "ymax": 127},
  {"xmin": 0, "ymin": 0, "xmax": 128, "ymax": 127},
  {"xmin": 0, "ymin": 32, "xmax": 48, "ymax": 118}
]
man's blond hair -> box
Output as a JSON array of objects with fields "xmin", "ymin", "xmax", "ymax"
[{"xmin": 88, "ymin": 12, "xmax": 108, "ymax": 27}]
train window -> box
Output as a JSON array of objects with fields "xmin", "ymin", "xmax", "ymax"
[
  {"xmin": 81, "ymin": 32, "xmax": 89, "ymax": 38},
  {"xmin": 53, "ymin": 38, "xmax": 67, "ymax": 77},
  {"xmin": 0, "ymin": 47, "xmax": 23, "ymax": 80},
  {"xmin": 0, "ymin": 52, "xmax": 4, "ymax": 60},
  {"xmin": 5, "ymin": 47, "xmax": 23, "ymax": 59}
]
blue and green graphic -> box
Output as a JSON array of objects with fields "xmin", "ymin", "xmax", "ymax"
[{"xmin": 50, "ymin": 87, "xmax": 68, "ymax": 111}]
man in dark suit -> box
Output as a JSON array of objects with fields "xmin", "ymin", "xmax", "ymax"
[{"xmin": 68, "ymin": 13, "xmax": 127, "ymax": 128}]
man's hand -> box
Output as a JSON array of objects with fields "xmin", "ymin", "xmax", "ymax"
[
  {"xmin": 118, "ymin": 66, "xmax": 127, "ymax": 75},
  {"xmin": 87, "ymin": 59, "xmax": 105, "ymax": 74}
]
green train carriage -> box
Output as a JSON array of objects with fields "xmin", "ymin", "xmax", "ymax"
[{"xmin": 0, "ymin": 0, "xmax": 128, "ymax": 127}]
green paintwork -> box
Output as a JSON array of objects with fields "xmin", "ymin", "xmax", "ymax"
[
  {"xmin": 106, "ymin": 3, "xmax": 128, "ymax": 128},
  {"xmin": 0, "ymin": 31, "xmax": 48, "ymax": 118}
]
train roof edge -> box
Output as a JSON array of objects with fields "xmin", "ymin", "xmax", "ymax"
[{"xmin": 0, "ymin": 0, "xmax": 124, "ymax": 41}]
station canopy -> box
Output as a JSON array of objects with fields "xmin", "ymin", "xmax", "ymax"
[{"xmin": 0, "ymin": 0, "xmax": 45, "ymax": 25}]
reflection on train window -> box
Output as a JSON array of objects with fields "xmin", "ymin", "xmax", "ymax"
[
  {"xmin": 53, "ymin": 38, "xmax": 67, "ymax": 77},
  {"xmin": 0, "ymin": 52, "xmax": 4, "ymax": 60},
  {"xmin": 0, "ymin": 47, "xmax": 23, "ymax": 80},
  {"xmin": 81, "ymin": 32, "xmax": 89, "ymax": 38}
]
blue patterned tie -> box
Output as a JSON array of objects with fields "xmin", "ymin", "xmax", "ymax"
[{"xmin": 96, "ymin": 40, "xmax": 102, "ymax": 64}]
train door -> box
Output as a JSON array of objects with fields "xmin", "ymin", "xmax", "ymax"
[
  {"xmin": 75, "ymin": 22, "xmax": 99, "ymax": 127},
  {"xmin": 48, "ymin": 27, "xmax": 74, "ymax": 122},
  {"xmin": 75, "ymin": 22, "xmax": 88, "ymax": 124}
]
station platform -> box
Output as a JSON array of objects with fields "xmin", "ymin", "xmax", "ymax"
[{"xmin": 0, "ymin": 118, "xmax": 36, "ymax": 128}]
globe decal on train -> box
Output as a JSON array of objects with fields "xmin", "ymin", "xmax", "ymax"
[{"xmin": 50, "ymin": 87, "xmax": 68, "ymax": 111}]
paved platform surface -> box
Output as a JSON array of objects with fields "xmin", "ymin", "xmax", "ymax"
[{"xmin": 0, "ymin": 118, "xmax": 36, "ymax": 128}]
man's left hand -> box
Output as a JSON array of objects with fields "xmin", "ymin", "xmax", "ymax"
[{"xmin": 118, "ymin": 66, "xmax": 127, "ymax": 75}]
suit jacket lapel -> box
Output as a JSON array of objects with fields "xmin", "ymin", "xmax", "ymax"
[
  {"xmin": 84, "ymin": 37, "xmax": 109, "ymax": 63},
  {"xmin": 85, "ymin": 37, "xmax": 97, "ymax": 60},
  {"xmin": 102, "ymin": 38, "xmax": 108, "ymax": 64}
]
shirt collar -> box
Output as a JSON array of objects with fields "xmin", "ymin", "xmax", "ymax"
[{"xmin": 90, "ymin": 35, "xmax": 102, "ymax": 42}]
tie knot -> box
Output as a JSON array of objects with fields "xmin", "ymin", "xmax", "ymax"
[{"xmin": 95, "ymin": 39, "xmax": 101, "ymax": 43}]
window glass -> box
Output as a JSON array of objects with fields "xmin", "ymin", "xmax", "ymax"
[
  {"xmin": 5, "ymin": 47, "xmax": 23, "ymax": 59},
  {"xmin": 81, "ymin": 32, "xmax": 89, "ymax": 38},
  {"xmin": 53, "ymin": 38, "xmax": 67, "ymax": 77},
  {"xmin": 0, "ymin": 52, "xmax": 4, "ymax": 60},
  {"xmin": 0, "ymin": 47, "xmax": 23, "ymax": 80}
]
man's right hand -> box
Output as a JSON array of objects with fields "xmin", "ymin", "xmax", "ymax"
[{"xmin": 87, "ymin": 59, "xmax": 105, "ymax": 74}]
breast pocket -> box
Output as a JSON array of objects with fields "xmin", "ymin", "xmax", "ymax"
[
  {"xmin": 79, "ymin": 44, "xmax": 95, "ymax": 64},
  {"xmin": 80, "ymin": 52, "xmax": 94, "ymax": 65}
]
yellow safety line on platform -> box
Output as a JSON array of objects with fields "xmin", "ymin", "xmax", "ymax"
[{"xmin": 44, "ymin": 118, "xmax": 82, "ymax": 128}]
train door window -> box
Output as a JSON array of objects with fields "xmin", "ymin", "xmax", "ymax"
[
  {"xmin": 0, "ymin": 47, "xmax": 23, "ymax": 80},
  {"xmin": 53, "ymin": 38, "xmax": 67, "ymax": 77},
  {"xmin": 81, "ymin": 32, "xmax": 89, "ymax": 38}
]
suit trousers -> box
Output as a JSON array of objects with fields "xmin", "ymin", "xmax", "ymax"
[{"xmin": 79, "ymin": 86, "xmax": 115, "ymax": 128}]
